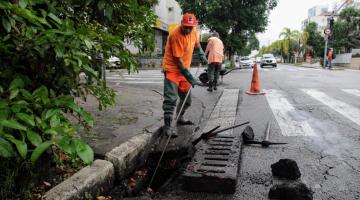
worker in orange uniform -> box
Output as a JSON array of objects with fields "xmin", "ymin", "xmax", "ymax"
[
  {"xmin": 162, "ymin": 13, "xmax": 208, "ymax": 138},
  {"xmin": 205, "ymin": 32, "xmax": 224, "ymax": 92}
]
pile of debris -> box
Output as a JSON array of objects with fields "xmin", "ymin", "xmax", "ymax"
[{"xmin": 268, "ymin": 159, "xmax": 313, "ymax": 200}]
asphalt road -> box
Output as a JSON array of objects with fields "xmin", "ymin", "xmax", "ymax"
[{"xmin": 107, "ymin": 64, "xmax": 360, "ymax": 200}]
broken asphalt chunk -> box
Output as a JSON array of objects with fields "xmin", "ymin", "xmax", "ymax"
[
  {"xmin": 271, "ymin": 159, "xmax": 301, "ymax": 180},
  {"xmin": 269, "ymin": 182, "xmax": 313, "ymax": 200}
]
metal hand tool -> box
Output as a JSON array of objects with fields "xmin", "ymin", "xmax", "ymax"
[
  {"xmin": 192, "ymin": 121, "xmax": 250, "ymax": 145},
  {"xmin": 243, "ymin": 120, "xmax": 288, "ymax": 147}
]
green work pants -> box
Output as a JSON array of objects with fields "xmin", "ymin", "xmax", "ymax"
[
  {"xmin": 163, "ymin": 78, "xmax": 192, "ymax": 118},
  {"xmin": 207, "ymin": 63, "xmax": 221, "ymax": 83}
]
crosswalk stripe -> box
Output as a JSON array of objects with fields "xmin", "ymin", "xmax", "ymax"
[
  {"xmin": 112, "ymin": 81, "xmax": 162, "ymax": 85},
  {"xmin": 296, "ymin": 68, "xmax": 309, "ymax": 71},
  {"xmin": 107, "ymin": 76, "xmax": 162, "ymax": 80},
  {"xmin": 111, "ymin": 73, "xmax": 163, "ymax": 76},
  {"xmin": 264, "ymin": 89, "xmax": 316, "ymax": 136},
  {"xmin": 107, "ymin": 78, "xmax": 164, "ymax": 82},
  {"xmin": 302, "ymin": 89, "xmax": 360, "ymax": 127},
  {"xmin": 287, "ymin": 68, "xmax": 298, "ymax": 71},
  {"xmin": 342, "ymin": 89, "xmax": 360, "ymax": 97}
]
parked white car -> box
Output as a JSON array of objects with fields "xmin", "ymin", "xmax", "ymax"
[
  {"xmin": 260, "ymin": 54, "xmax": 277, "ymax": 68},
  {"xmin": 108, "ymin": 56, "xmax": 120, "ymax": 67},
  {"xmin": 239, "ymin": 57, "xmax": 255, "ymax": 68},
  {"xmin": 255, "ymin": 57, "xmax": 262, "ymax": 63}
]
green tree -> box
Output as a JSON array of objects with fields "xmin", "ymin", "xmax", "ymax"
[
  {"xmin": 279, "ymin": 28, "xmax": 299, "ymax": 62},
  {"xmin": 177, "ymin": 0, "xmax": 277, "ymax": 57},
  {"xmin": 238, "ymin": 33, "xmax": 260, "ymax": 56},
  {"xmin": 331, "ymin": 7, "xmax": 360, "ymax": 52},
  {"xmin": 258, "ymin": 40, "xmax": 283, "ymax": 58},
  {"xmin": 304, "ymin": 22, "xmax": 324, "ymax": 58},
  {"xmin": 300, "ymin": 31, "xmax": 310, "ymax": 55},
  {"xmin": 0, "ymin": 0, "xmax": 157, "ymax": 198}
]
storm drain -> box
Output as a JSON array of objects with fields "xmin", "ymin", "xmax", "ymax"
[{"xmin": 182, "ymin": 89, "xmax": 241, "ymax": 194}]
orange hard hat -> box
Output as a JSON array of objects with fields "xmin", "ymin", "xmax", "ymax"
[{"xmin": 181, "ymin": 13, "xmax": 197, "ymax": 27}]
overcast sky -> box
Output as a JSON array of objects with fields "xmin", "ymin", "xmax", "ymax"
[{"xmin": 257, "ymin": 0, "xmax": 339, "ymax": 47}]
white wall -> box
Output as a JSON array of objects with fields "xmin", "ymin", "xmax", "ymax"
[
  {"xmin": 353, "ymin": 49, "xmax": 360, "ymax": 55},
  {"xmin": 154, "ymin": 0, "xmax": 182, "ymax": 25},
  {"xmin": 333, "ymin": 53, "xmax": 352, "ymax": 64}
]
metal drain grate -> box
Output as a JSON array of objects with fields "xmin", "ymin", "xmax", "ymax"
[{"xmin": 182, "ymin": 89, "xmax": 241, "ymax": 194}]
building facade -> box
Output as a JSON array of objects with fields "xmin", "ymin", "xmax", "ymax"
[
  {"xmin": 153, "ymin": 0, "xmax": 182, "ymax": 55},
  {"xmin": 302, "ymin": 0, "xmax": 360, "ymax": 33},
  {"xmin": 302, "ymin": 5, "xmax": 329, "ymax": 33},
  {"xmin": 125, "ymin": 0, "xmax": 182, "ymax": 55},
  {"xmin": 307, "ymin": 5, "xmax": 328, "ymax": 18}
]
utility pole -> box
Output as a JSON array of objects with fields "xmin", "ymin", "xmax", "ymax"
[{"xmin": 323, "ymin": 34, "xmax": 329, "ymax": 68}]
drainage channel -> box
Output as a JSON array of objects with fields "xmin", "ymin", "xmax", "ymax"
[
  {"xmin": 107, "ymin": 144, "xmax": 194, "ymax": 199},
  {"xmin": 104, "ymin": 89, "xmax": 240, "ymax": 198}
]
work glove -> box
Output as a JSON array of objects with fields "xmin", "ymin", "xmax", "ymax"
[
  {"xmin": 196, "ymin": 47, "xmax": 208, "ymax": 65},
  {"xmin": 181, "ymin": 68, "xmax": 198, "ymax": 87}
]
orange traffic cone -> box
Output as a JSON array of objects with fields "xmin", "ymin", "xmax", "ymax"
[{"xmin": 246, "ymin": 64, "xmax": 265, "ymax": 95}]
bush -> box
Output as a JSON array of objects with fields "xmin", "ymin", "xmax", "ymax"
[{"xmin": 0, "ymin": 0, "xmax": 156, "ymax": 198}]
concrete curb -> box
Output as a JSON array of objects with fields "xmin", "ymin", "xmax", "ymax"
[
  {"xmin": 105, "ymin": 121, "xmax": 162, "ymax": 179},
  {"xmin": 43, "ymin": 160, "xmax": 114, "ymax": 200},
  {"xmin": 44, "ymin": 120, "xmax": 162, "ymax": 199}
]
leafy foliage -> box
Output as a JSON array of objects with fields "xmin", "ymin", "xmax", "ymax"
[
  {"xmin": 0, "ymin": 0, "xmax": 157, "ymax": 198},
  {"xmin": 177, "ymin": 0, "xmax": 277, "ymax": 56},
  {"xmin": 237, "ymin": 33, "xmax": 260, "ymax": 56},
  {"xmin": 278, "ymin": 28, "xmax": 300, "ymax": 61},
  {"xmin": 258, "ymin": 28, "xmax": 302, "ymax": 60},
  {"xmin": 330, "ymin": 7, "xmax": 360, "ymax": 52},
  {"xmin": 305, "ymin": 22, "xmax": 325, "ymax": 57}
]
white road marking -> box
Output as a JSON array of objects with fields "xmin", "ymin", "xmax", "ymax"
[
  {"xmin": 303, "ymin": 89, "xmax": 360, "ymax": 127},
  {"xmin": 110, "ymin": 81, "xmax": 162, "ymax": 84},
  {"xmin": 287, "ymin": 68, "xmax": 298, "ymax": 71},
  {"xmin": 107, "ymin": 76, "xmax": 162, "ymax": 80},
  {"xmin": 264, "ymin": 89, "xmax": 316, "ymax": 136},
  {"xmin": 296, "ymin": 68, "xmax": 308, "ymax": 71},
  {"xmin": 112, "ymin": 74, "xmax": 164, "ymax": 78},
  {"xmin": 342, "ymin": 89, "xmax": 360, "ymax": 97},
  {"xmin": 114, "ymin": 74, "xmax": 163, "ymax": 76},
  {"xmin": 106, "ymin": 68, "xmax": 204, "ymax": 85},
  {"xmin": 345, "ymin": 69, "xmax": 360, "ymax": 72}
]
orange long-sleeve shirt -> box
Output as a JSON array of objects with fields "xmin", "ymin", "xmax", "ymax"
[
  {"xmin": 162, "ymin": 25, "xmax": 199, "ymax": 73},
  {"xmin": 205, "ymin": 36, "xmax": 224, "ymax": 64}
]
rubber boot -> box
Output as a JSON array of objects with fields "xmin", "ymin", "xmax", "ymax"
[
  {"xmin": 213, "ymin": 81, "xmax": 217, "ymax": 91},
  {"xmin": 177, "ymin": 115, "xmax": 194, "ymax": 125},
  {"xmin": 207, "ymin": 81, "xmax": 213, "ymax": 92},
  {"xmin": 163, "ymin": 116, "xmax": 178, "ymax": 138}
]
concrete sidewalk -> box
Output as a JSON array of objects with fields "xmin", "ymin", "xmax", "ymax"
[
  {"xmin": 77, "ymin": 84, "xmax": 164, "ymax": 157},
  {"xmin": 45, "ymin": 72, "xmax": 224, "ymax": 199}
]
